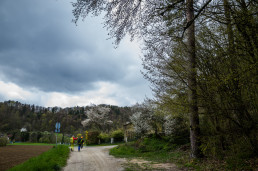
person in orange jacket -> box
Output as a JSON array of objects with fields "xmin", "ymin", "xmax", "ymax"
[{"xmin": 70, "ymin": 136, "xmax": 78, "ymax": 152}]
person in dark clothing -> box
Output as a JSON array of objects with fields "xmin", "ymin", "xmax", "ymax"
[
  {"xmin": 81, "ymin": 138, "xmax": 84, "ymax": 149},
  {"xmin": 77, "ymin": 137, "xmax": 82, "ymax": 152}
]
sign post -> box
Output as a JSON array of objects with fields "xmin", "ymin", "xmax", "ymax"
[{"xmin": 55, "ymin": 122, "xmax": 60, "ymax": 147}]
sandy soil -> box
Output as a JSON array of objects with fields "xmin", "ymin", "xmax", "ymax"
[
  {"xmin": 0, "ymin": 145, "xmax": 53, "ymax": 171},
  {"xmin": 62, "ymin": 145, "xmax": 126, "ymax": 171},
  {"xmin": 128, "ymin": 158, "xmax": 184, "ymax": 170}
]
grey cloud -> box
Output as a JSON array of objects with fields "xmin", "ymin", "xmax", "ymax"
[{"xmin": 0, "ymin": 0, "xmax": 142, "ymax": 93}]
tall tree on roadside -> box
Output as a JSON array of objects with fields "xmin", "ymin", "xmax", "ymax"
[
  {"xmin": 185, "ymin": 0, "xmax": 202, "ymax": 158},
  {"xmin": 71, "ymin": 0, "xmax": 213, "ymax": 158}
]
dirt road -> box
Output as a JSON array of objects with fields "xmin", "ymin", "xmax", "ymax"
[{"xmin": 62, "ymin": 145, "xmax": 126, "ymax": 171}]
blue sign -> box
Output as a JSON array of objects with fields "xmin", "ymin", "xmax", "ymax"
[{"xmin": 55, "ymin": 122, "xmax": 60, "ymax": 132}]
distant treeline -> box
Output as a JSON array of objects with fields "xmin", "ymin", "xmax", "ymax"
[{"xmin": 0, "ymin": 100, "xmax": 133, "ymax": 137}]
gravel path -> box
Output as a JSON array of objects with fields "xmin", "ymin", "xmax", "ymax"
[{"xmin": 62, "ymin": 145, "xmax": 125, "ymax": 171}]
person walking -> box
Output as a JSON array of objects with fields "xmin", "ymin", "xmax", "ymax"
[
  {"xmin": 70, "ymin": 136, "xmax": 78, "ymax": 152},
  {"xmin": 81, "ymin": 137, "xmax": 85, "ymax": 149},
  {"xmin": 77, "ymin": 136, "xmax": 82, "ymax": 152}
]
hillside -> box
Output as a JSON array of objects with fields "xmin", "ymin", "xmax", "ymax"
[{"xmin": 0, "ymin": 100, "xmax": 133, "ymax": 138}]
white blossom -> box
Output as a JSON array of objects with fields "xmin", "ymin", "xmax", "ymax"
[
  {"xmin": 81, "ymin": 105, "xmax": 112, "ymax": 131},
  {"xmin": 130, "ymin": 111, "xmax": 151, "ymax": 136},
  {"xmin": 81, "ymin": 119, "xmax": 91, "ymax": 127},
  {"xmin": 164, "ymin": 115, "xmax": 177, "ymax": 136}
]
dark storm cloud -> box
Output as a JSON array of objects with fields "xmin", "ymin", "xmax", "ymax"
[{"xmin": 0, "ymin": 0, "xmax": 138, "ymax": 93}]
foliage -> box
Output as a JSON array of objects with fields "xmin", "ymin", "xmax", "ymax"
[
  {"xmin": 111, "ymin": 129, "xmax": 124, "ymax": 142},
  {"xmin": 0, "ymin": 137, "xmax": 8, "ymax": 147},
  {"xmin": 76, "ymin": 133, "xmax": 82, "ymax": 138},
  {"xmin": 0, "ymin": 101, "xmax": 133, "ymax": 136},
  {"xmin": 130, "ymin": 112, "xmax": 151, "ymax": 137},
  {"xmin": 73, "ymin": 0, "xmax": 258, "ymax": 161},
  {"xmin": 110, "ymin": 137, "xmax": 189, "ymax": 166},
  {"xmin": 20, "ymin": 132, "xmax": 30, "ymax": 142},
  {"xmin": 87, "ymin": 131, "xmax": 100, "ymax": 145},
  {"xmin": 37, "ymin": 132, "xmax": 67, "ymax": 144},
  {"xmin": 8, "ymin": 145, "xmax": 70, "ymax": 171},
  {"xmin": 195, "ymin": 0, "xmax": 258, "ymax": 158},
  {"xmin": 130, "ymin": 100, "xmax": 157, "ymax": 138},
  {"xmin": 110, "ymin": 137, "xmax": 257, "ymax": 170},
  {"xmin": 81, "ymin": 105, "xmax": 113, "ymax": 133},
  {"xmin": 98, "ymin": 132, "xmax": 110, "ymax": 143},
  {"xmin": 164, "ymin": 115, "xmax": 189, "ymax": 145}
]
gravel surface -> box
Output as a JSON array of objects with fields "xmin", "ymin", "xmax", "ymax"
[{"xmin": 62, "ymin": 145, "xmax": 126, "ymax": 171}]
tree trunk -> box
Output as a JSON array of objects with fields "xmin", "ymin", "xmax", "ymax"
[{"xmin": 186, "ymin": 0, "xmax": 202, "ymax": 158}]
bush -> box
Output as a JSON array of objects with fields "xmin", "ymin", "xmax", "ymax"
[
  {"xmin": 87, "ymin": 131, "xmax": 100, "ymax": 145},
  {"xmin": 29, "ymin": 132, "xmax": 38, "ymax": 142},
  {"xmin": 39, "ymin": 136, "xmax": 51, "ymax": 144},
  {"xmin": 111, "ymin": 130, "xmax": 124, "ymax": 142},
  {"xmin": 76, "ymin": 133, "xmax": 82, "ymax": 138},
  {"xmin": 62, "ymin": 135, "xmax": 70, "ymax": 144},
  {"xmin": 21, "ymin": 132, "xmax": 30, "ymax": 142},
  {"xmin": 13, "ymin": 131, "xmax": 21, "ymax": 142},
  {"xmin": 99, "ymin": 133, "xmax": 110, "ymax": 143},
  {"xmin": 0, "ymin": 137, "xmax": 8, "ymax": 147}
]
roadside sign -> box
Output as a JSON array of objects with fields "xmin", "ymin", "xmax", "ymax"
[
  {"xmin": 55, "ymin": 122, "xmax": 61, "ymax": 147},
  {"xmin": 55, "ymin": 122, "xmax": 60, "ymax": 133}
]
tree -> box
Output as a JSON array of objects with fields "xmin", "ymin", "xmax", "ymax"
[
  {"xmin": 81, "ymin": 105, "xmax": 112, "ymax": 132},
  {"xmin": 130, "ymin": 111, "xmax": 151, "ymax": 137},
  {"xmin": 72, "ymin": 0, "xmax": 214, "ymax": 158}
]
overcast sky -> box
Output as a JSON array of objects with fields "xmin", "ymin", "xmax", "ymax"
[{"xmin": 0, "ymin": 0, "xmax": 152, "ymax": 107}]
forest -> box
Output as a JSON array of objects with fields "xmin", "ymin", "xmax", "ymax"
[{"xmin": 0, "ymin": 100, "xmax": 133, "ymax": 143}]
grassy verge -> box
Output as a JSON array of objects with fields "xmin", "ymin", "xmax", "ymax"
[
  {"xmin": 86, "ymin": 142, "xmax": 125, "ymax": 147},
  {"xmin": 8, "ymin": 145, "xmax": 70, "ymax": 171},
  {"xmin": 109, "ymin": 137, "xmax": 257, "ymax": 170},
  {"xmin": 110, "ymin": 137, "xmax": 191, "ymax": 170}
]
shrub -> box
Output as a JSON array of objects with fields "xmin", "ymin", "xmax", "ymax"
[
  {"xmin": 87, "ymin": 131, "xmax": 100, "ymax": 145},
  {"xmin": 29, "ymin": 132, "xmax": 37, "ymax": 142},
  {"xmin": 39, "ymin": 136, "xmax": 51, "ymax": 144},
  {"xmin": 76, "ymin": 133, "xmax": 82, "ymax": 138},
  {"xmin": 38, "ymin": 132, "xmax": 55, "ymax": 144},
  {"xmin": 0, "ymin": 137, "xmax": 8, "ymax": 147},
  {"xmin": 99, "ymin": 133, "xmax": 110, "ymax": 143},
  {"xmin": 20, "ymin": 132, "xmax": 30, "ymax": 142},
  {"xmin": 111, "ymin": 129, "xmax": 124, "ymax": 142}
]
